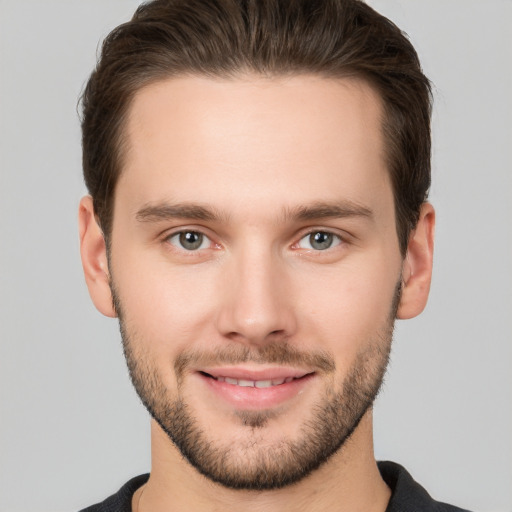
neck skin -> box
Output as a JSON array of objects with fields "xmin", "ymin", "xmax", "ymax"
[{"xmin": 133, "ymin": 409, "xmax": 391, "ymax": 512}]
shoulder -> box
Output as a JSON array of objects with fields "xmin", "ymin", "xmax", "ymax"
[
  {"xmin": 78, "ymin": 474, "xmax": 149, "ymax": 512},
  {"xmin": 378, "ymin": 461, "xmax": 473, "ymax": 512}
]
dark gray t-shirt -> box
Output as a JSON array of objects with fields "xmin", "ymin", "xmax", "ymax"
[{"xmin": 79, "ymin": 461, "xmax": 472, "ymax": 512}]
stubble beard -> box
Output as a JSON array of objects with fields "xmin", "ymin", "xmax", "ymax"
[{"xmin": 112, "ymin": 283, "xmax": 399, "ymax": 490}]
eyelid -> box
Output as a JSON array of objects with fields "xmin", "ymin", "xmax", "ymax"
[
  {"xmin": 162, "ymin": 226, "xmax": 220, "ymax": 252},
  {"xmin": 292, "ymin": 228, "xmax": 347, "ymax": 251},
  {"xmin": 169, "ymin": 232, "xmax": 209, "ymax": 251}
]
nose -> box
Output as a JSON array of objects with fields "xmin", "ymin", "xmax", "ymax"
[{"xmin": 215, "ymin": 245, "xmax": 297, "ymax": 346}]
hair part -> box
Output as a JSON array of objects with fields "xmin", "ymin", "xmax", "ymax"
[{"xmin": 81, "ymin": 0, "xmax": 432, "ymax": 255}]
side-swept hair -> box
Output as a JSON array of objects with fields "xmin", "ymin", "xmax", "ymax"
[{"xmin": 81, "ymin": 0, "xmax": 432, "ymax": 255}]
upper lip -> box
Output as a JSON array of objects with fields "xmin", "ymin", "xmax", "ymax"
[{"xmin": 198, "ymin": 366, "xmax": 313, "ymax": 381}]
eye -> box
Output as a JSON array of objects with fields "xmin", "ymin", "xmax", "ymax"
[
  {"xmin": 297, "ymin": 231, "xmax": 342, "ymax": 251},
  {"xmin": 167, "ymin": 231, "xmax": 211, "ymax": 251}
]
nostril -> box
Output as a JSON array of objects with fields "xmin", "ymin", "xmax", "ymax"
[{"xmin": 269, "ymin": 329, "xmax": 286, "ymax": 336}]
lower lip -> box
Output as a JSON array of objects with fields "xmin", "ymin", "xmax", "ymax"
[{"xmin": 198, "ymin": 373, "xmax": 315, "ymax": 410}]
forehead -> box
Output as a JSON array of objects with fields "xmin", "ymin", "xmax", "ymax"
[{"xmin": 118, "ymin": 74, "xmax": 391, "ymax": 222}]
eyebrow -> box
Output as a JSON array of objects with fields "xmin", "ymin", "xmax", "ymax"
[
  {"xmin": 285, "ymin": 200, "xmax": 373, "ymax": 222},
  {"xmin": 135, "ymin": 199, "xmax": 373, "ymax": 224},
  {"xmin": 136, "ymin": 202, "xmax": 225, "ymax": 223}
]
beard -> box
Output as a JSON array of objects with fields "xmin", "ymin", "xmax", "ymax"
[{"xmin": 112, "ymin": 282, "xmax": 399, "ymax": 491}]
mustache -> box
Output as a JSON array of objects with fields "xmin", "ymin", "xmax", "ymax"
[{"xmin": 174, "ymin": 342, "xmax": 336, "ymax": 380}]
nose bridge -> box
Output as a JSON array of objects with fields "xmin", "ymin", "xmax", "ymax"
[{"xmin": 216, "ymin": 240, "xmax": 296, "ymax": 344}]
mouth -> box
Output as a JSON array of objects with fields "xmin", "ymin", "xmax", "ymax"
[
  {"xmin": 196, "ymin": 367, "xmax": 316, "ymax": 409},
  {"xmin": 199, "ymin": 372, "xmax": 309, "ymax": 388}
]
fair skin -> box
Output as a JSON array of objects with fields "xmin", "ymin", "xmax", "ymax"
[{"xmin": 79, "ymin": 75, "xmax": 434, "ymax": 512}]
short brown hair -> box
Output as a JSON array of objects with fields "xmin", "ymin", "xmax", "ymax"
[{"xmin": 81, "ymin": 0, "xmax": 432, "ymax": 255}]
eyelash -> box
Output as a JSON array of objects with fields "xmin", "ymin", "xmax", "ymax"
[
  {"xmin": 294, "ymin": 230, "xmax": 343, "ymax": 251},
  {"xmin": 163, "ymin": 228, "xmax": 345, "ymax": 254},
  {"xmin": 165, "ymin": 230, "xmax": 214, "ymax": 252}
]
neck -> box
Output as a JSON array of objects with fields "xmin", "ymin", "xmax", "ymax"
[{"xmin": 135, "ymin": 410, "xmax": 391, "ymax": 512}]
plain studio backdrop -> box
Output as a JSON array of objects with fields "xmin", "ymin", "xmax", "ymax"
[{"xmin": 0, "ymin": 1, "xmax": 510, "ymax": 511}]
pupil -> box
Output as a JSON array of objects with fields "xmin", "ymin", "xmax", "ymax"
[
  {"xmin": 311, "ymin": 232, "xmax": 332, "ymax": 250},
  {"xmin": 180, "ymin": 231, "xmax": 203, "ymax": 250}
]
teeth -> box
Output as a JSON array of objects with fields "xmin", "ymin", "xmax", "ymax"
[
  {"xmin": 255, "ymin": 380, "xmax": 272, "ymax": 388},
  {"xmin": 217, "ymin": 377, "xmax": 295, "ymax": 388}
]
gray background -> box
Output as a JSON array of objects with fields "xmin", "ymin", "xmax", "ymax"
[{"xmin": 0, "ymin": 1, "xmax": 510, "ymax": 511}]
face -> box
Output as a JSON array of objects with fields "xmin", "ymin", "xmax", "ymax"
[{"xmin": 107, "ymin": 75, "xmax": 405, "ymax": 489}]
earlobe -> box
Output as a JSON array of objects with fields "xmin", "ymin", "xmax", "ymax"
[
  {"xmin": 397, "ymin": 203, "xmax": 435, "ymax": 320},
  {"xmin": 78, "ymin": 196, "xmax": 117, "ymax": 318}
]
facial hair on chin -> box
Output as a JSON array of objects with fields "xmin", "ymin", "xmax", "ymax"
[{"xmin": 111, "ymin": 279, "xmax": 401, "ymax": 490}]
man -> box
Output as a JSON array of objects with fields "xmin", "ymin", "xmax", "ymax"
[{"xmin": 77, "ymin": 1, "xmax": 470, "ymax": 511}]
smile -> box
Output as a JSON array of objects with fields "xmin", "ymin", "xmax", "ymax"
[
  {"xmin": 197, "ymin": 368, "xmax": 315, "ymax": 409},
  {"xmin": 208, "ymin": 375, "xmax": 298, "ymax": 388}
]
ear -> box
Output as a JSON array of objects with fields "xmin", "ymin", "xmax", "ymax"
[
  {"xmin": 78, "ymin": 196, "xmax": 117, "ymax": 318},
  {"xmin": 397, "ymin": 202, "xmax": 435, "ymax": 319}
]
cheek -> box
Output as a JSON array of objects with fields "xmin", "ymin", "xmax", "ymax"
[
  {"xmin": 112, "ymin": 252, "xmax": 221, "ymax": 352},
  {"xmin": 295, "ymin": 257, "xmax": 399, "ymax": 356}
]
